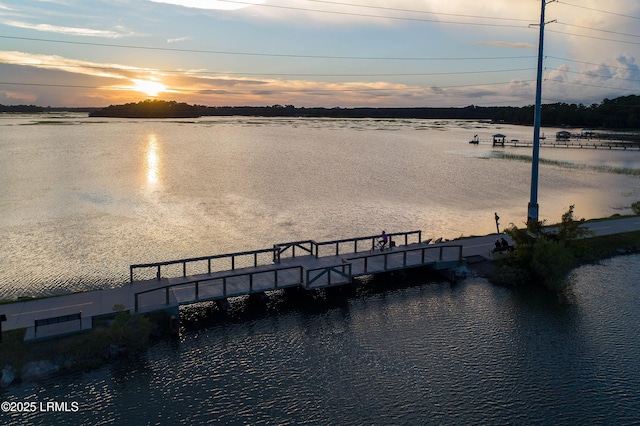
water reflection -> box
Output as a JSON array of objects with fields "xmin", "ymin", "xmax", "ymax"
[{"xmin": 146, "ymin": 134, "xmax": 160, "ymax": 186}]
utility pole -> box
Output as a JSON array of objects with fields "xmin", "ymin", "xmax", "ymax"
[{"xmin": 528, "ymin": 0, "xmax": 553, "ymax": 225}]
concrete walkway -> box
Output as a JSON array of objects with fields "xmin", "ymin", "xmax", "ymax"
[{"xmin": 2, "ymin": 216, "xmax": 639, "ymax": 337}]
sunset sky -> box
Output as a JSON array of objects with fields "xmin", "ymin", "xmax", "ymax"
[{"xmin": 0, "ymin": 0, "xmax": 639, "ymax": 108}]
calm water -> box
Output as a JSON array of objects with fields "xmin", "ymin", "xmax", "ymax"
[
  {"xmin": 2, "ymin": 255, "xmax": 640, "ymax": 425},
  {"xmin": 1, "ymin": 114, "xmax": 639, "ymax": 298},
  {"xmin": 2, "ymin": 115, "xmax": 640, "ymax": 424}
]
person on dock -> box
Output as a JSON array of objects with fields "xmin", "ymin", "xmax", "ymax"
[
  {"xmin": 500, "ymin": 237, "xmax": 509, "ymax": 248},
  {"xmin": 379, "ymin": 231, "xmax": 388, "ymax": 250}
]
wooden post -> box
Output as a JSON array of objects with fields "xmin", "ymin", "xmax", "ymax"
[{"xmin": 0, "ymin": 314, "xmax": 6, "ymax": 343}]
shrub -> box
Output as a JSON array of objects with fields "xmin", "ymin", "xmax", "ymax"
[
  {"xmin": 632, "ymin": 201, "xmax": 640, "ymax": 215},
  {"xmin": 502, "ymin": 205, "xmax": 589, "ymax": 290},
  {"xmin": 109, "ymin": 312, "xmax": 153, "ymax": 354}
]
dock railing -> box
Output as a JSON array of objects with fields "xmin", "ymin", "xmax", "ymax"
[
  {"xmin": 273, "ymin": 231, "xmax": 421, "ymax": 262},
  {"xmin": 347, "ymin": 244, "xmax": 463, "ymax": 275},
  {"xmin": 134, "ymin": 264, "xmax": 304, "ymax": 312},
  {"xmin": 273, "ymin": 240, "xmax": 318, "ymax": 262},
  {"xmin": 130, "ymin": 247, "xmax": 278, "ymax": 283},
  {"xmin": 131, "ymin": 230, "xmax": 423, "ymax": 281}
]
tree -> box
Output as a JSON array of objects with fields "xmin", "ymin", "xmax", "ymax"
[{"xmin": 498, "ymin": 205, "xmax": 591, "ymax": 289}]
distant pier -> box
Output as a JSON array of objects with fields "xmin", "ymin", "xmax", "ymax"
[{"xmin": 472, "ymin": 133, "xmax": 640, "ymax": 150}]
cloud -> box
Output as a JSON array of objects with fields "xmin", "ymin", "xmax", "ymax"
[
  {"xmin": 148, "ymin": 0, "xmax": 264, "ymax": 11},
  {"xmin": 167, "ymin": 36, "xmax": 191, "ymax": 43},
  {"xmin": 2, "ymin": 19, "xmax": 125, "ymax": 38}
]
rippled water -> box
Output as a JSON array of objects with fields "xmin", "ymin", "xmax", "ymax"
[
  {"xmin": 3, "ymin": 255, "xmax": 639, "ymax": 425},
  {"xmin": 1, "ymin": 114, "xmax": 639, "ymax": 299}
]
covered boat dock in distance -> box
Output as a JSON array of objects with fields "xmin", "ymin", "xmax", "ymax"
[{"xmin": 492, "ymin": 134, "xmax": 506, "ymax": 146}]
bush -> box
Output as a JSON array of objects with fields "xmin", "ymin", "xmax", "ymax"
[
  {"xmin": 502, "ymin": 205, "xmax": 589, "ymax": 290},
  {"xmin": 632, "ymin": 201, "xmax": 640, "ymax": 215},
  {"xmin": 109, "ymin": 312, "xmax": 153, "ymax": 354},
  {"xmin": 531, "ymin": 237, "xmax": 578, "ymax": 290}
]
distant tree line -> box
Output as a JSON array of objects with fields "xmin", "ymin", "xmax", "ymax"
[
  {"xmin": 4, "ymin": 95, "xmax": 640, "ymax": 129},
  {"xmin": 491, "ymin": 95, "xmax": 640, "ymax": 129},
  {"xmin": 0, "ymin": 104, "xmax": 96, "ymax": 113}
]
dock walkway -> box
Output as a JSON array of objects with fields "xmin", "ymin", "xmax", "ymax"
[
  {"xmin": 2, "ymin": 217, "xmax": 640, "ymax": 339},
  {"xmin": 473, "ymin": 137, "xmax": 640, "ymax": 150},
  {"xmin": 130, "ymin": 231, "xmax": 463, "ymax": 313}
]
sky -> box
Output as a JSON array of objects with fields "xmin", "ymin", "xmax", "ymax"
[{"xmin": 0, "ymin": 0, "xmax": 639, "ymax": 108}]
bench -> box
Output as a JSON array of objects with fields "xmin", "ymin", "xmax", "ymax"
[
  {"xmin": 492, "ymin": 245, "xmax": 514, "ymax": 254},
  {"xmin": 24, "ymin": 312, "xmax": 92, "ymax": 341}
]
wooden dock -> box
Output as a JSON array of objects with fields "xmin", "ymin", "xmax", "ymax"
[
  {"xmin": 129, "ymin": 231, "xmax": 463, "ymax": 313},
  {"xmin": 472, "ymin": 137, "xmax": 640, "ymax": 150}
]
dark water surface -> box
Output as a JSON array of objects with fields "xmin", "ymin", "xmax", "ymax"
[{"xmin": 3, "ymin": 255, "xmax": 639, "ymax": 425}]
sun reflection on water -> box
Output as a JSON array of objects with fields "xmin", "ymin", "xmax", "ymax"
[{"xmin": 146, "ymin": 134, "xmax": 160, "ymax": 185}]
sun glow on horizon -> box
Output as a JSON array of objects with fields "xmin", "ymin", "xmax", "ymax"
[{"xmin": 132, "ymin": 79, "xmax": 167, "ymax": 97}]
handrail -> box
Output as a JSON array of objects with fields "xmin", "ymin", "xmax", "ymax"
[
  {"xmin": 305, "ymin": 263, "xmax": 352, "ymax": 288},
  {"xmin": 130, "ymin": 247, "xmax": 278, "ymax": 283},
  {"xmin": 347, "ymin": 244, "xmax": 462, "ymax": 274},
  {"xmin": 315, "ymin": 230, "xmax": 422, "ymax": 257},
  {"xmin": 273, "ymin": 240, "xmax": 318, "ymax": 262},
  {"xmin": 130, "ymin": 230, "xmax": 423, "ymax": 282},
  {"xmin": 134, "ymin": 265, "xmax": 304, "ymax": 312}
]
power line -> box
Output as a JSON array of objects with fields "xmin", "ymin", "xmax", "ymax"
[
  {"xmin": 556, "ymin": 1, "xmax": 640, "ymax": 21},
  {"xmin": 279, "ymin": 0, "xmax": 533, "ymax": 23},
  {"xmin": 547, "ymin": 56, "xmax": 640, "ymax": 71},
  {"xmin": 0, "ymin": 61, "xmax": 536, "ymax": 78},
  {"xmin": 545, "ymin": 66, "xmax": 640, "ymax": 83},
  {"xmin": 546, "ymin": 29, "xmax": 640, "ymax": 46},
  {"xmin": 0, "ymin": 35, "xmax": 538, "ymax": 61},
  {"xmin": 0, "ymin": 79, "xmax": 536, "ymax": 93},
  {"xmin": 557, "ymin": 21, "xmax": 640, "ymax": 39},
  {"xmin": 546, "ymin": 78, "xmax": 640, "ymax": 93},
  {"xmin": 219, "ymin": 0, "xmax": 530, "ymax": 28}
]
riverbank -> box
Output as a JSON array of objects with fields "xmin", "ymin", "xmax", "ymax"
[
  {"xmin": 0, "ymin": 310, "xmax": 173, "ymax": 387},
  {"xmin": 467, "ymin": 228, "xmax": 640, "ymax": 280}
]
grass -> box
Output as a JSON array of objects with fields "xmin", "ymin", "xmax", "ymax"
[
  {"xmin": 489, "ymin": 152, "xmax": 640, "ymax": 177},
  {"xmin": 578, "ymin": 230, "xmax": 640, "ymax": 261}
]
